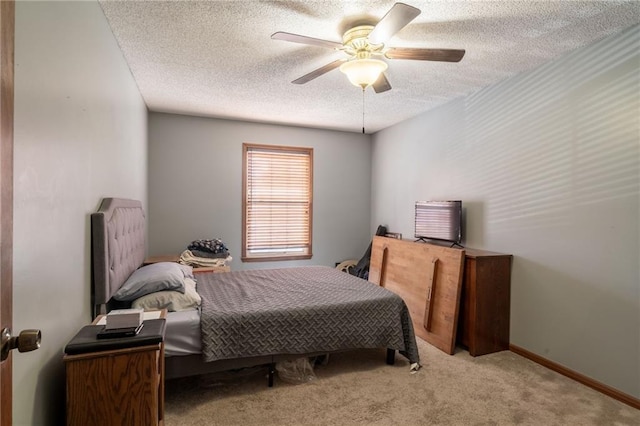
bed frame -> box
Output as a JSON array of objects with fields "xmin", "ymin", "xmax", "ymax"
[{"xmin": 91, "ymin": 198, "xmax": 395, "ymax": 385}]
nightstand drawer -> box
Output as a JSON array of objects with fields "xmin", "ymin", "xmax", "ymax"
[{"xmin": 65, "ymin": 345, "xmax": 162, "ymax": 426}]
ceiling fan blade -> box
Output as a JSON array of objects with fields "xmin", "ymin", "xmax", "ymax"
[
  {"xmin": 385, "ymin": 48, "xmax": 466, "ymax": 62},
  {"xmin": 292, "ymin": 59, "xmax": 346, "ymax": 84},
  {"xmin": 373, "ymin": 73, "xmax": 392, "ymax": 93},
  {"xmin": 368, "ymin": 3, "xmax": 421, "ymax": 45},
  {"xmin": 271, "ymin": 32, "xmax": 342, "ymax": 49}
]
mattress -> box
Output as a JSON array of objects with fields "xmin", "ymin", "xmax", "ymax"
[
  {"xmin": 197, "ymin": 266, "xmax": 420, "ymax": 363},
  {"xmin": 165, "ymin": 310, "xmax": 201, "ymax": 357}
]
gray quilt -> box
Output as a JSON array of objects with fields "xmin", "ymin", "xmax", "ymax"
[{"xmin": 197, "ymin": 266, "xmax": 420, "ymax": 364}]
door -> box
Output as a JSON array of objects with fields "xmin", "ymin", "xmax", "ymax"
[
  {"xmin": 0, "ymin": 6, "xmax": 43, "ymax": 421},
  {"xmin": 0, "ymin": 2, "xmax": 14, "ymax": 424}
]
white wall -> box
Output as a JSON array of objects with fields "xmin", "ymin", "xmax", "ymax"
[
  {"xmin": 148, "ymin": 113, "xmax": 372, "ymax": 270},
  {"xmin": 371, "ymin": 25, "xmax": 639, "ymax": 398},
  {"xmin": 13, "ymin": 2, "xmax": 147, "ymax": 424}
]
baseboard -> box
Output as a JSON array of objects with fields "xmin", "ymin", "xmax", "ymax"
[{"xmin": 509, "ymin": 344, "xmax": 639, "ymax": 410}]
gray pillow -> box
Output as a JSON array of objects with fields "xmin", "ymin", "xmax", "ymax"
[
  {"xmin": 177, "ymin": 263, "xmax": 194, "ymax": 279},
  {"xmin": 113, "ymin": 262, "xmax": 186, "ymax": 301}
]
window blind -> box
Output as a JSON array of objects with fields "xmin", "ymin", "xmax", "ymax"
[{"xmin": 243, "ymin": 144, "xmax": 313, "ymax": 261}]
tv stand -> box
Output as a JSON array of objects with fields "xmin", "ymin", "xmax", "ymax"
[{"xmin": 370, "ymin": 237, "xmax": 511, "ymax": 357}]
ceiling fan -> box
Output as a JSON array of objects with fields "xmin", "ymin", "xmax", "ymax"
[{"xmin": 271, "ymin": 2, "xmax": 465, "ymax": 93}]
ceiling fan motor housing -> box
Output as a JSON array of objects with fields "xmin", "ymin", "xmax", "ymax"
[{"xmin": 342, "ymin": 25, "xmax": 385, "ymax": 58}]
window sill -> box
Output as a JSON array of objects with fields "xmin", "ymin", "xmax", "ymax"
[{"xmin": 241, "ymin": 254, "xmax": 312, "ymax": 262}]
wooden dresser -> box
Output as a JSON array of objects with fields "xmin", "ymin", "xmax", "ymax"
[
  {"xmin": 65, "ymin": 313, "xmax": 166, "ymax": 426},
  {"xmin": 457, "ymin": 248, "xmax": 512, "ymax": 356},
  {"xmin": 369, "ymin": 237, "xmax": 512, "ymax": 357}
]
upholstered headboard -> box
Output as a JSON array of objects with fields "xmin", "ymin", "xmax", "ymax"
[{"xmin": 91, "ymin": 198, "xmax": 146, "ymax": 317}]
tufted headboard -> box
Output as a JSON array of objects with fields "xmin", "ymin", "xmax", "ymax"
[{"xmin": 91, "ymin": 198, "xmax": 146, "ymax": 317}]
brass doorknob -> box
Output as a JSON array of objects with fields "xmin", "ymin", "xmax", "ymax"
[{"xmin": 1, "ymin": 328, "xmax": 41, "ymax": 361}]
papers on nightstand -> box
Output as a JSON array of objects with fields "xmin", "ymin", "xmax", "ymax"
[
  {"xmin": 97, "ymin": 323, "xmax": 144, "ymax": 339},
  {"xmin": 95, "ymin": 310, "xmax": 163, "ymax": 326},
  {"xmin": 105, "ymin": 308, "xmax": 143, "ymax": 329}
]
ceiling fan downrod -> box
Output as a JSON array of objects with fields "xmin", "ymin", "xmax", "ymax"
[{"xmin": 362, "ymin": 88, "xmax": 365, "ymax": 134}]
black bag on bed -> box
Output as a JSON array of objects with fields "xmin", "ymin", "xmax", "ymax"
[{"xmin": 350, "ymin": 225, "xmax": 387, "ymax": 280}]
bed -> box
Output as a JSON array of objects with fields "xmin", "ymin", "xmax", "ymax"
[{"xmin": 91, "ymin": 198, "xmax": 420, "ymax": 384}]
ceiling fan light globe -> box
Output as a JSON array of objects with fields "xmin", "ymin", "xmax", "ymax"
[{"xmin": 340, "ymin": 58, "xmax": 388, "ymax": 88}]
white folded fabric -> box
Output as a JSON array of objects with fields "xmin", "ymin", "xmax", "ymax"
[{"xmin": 178, "ymin": 250, "xmax": 231, "ymax": 268}]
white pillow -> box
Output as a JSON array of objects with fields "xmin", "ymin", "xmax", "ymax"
[{"xmin": 131, "ymin": 278, "xmax": 201, "ymax": 312}]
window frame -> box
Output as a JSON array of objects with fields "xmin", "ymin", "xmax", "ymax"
[{"xmin": 242, "ymin": 143, "xmax": 313, "ymax": 262}]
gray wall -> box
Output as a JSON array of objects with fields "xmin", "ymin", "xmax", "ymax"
[
  {"xmin": 13, "ymin": 2, "xmax": 148, "ymax": 424},
  {"xmin": 371, "ymin": 25, "xmax": 639, "ymax": 398},
  {"xmin": 148, "ymin": 113, "xmax": 372, "ymax": 270}
]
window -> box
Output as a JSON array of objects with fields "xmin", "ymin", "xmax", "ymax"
[{"xmin": 242, "ymin": 143, "xmax": 313, "ymax": 261}]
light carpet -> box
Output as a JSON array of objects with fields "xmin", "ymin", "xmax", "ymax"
[{"xmin": 164, "ymin": 338, "xmax": 639, "ymax": 425}]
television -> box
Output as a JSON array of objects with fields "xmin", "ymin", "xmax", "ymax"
[{"xmin": 414, "ymin": 200, "xmax": 462, "ymax": 244}]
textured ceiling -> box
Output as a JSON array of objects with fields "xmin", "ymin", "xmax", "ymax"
[{"xmin": 99, "ymin": 1, "xmax": 640, "ymax": 133}]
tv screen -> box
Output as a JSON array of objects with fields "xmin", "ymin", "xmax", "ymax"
[{"xmin": 414, "ymin": 201, "xmax": 462, "ymax": 244}]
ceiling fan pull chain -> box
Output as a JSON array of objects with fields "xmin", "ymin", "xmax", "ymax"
[{"xmin": 362, "ymin": 87, "xmax": 365, "ymax": 134}]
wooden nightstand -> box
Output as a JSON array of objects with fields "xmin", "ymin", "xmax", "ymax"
[{"xmin": 64, "ymin": 311, "xmax": 167, "ymax": 426}]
